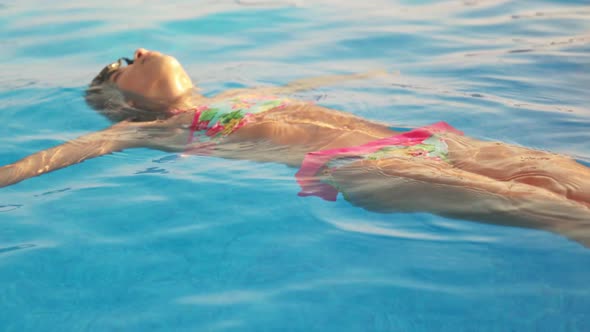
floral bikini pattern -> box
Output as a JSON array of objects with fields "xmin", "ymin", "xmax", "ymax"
[
  {"xmin": 329, "ymin": 134, "xmax": 451, "ymax": 168},
  {"xmin": 295, "ymin": 122, "xmax": 463, "ymax": 201},
  {"xmin": 188, "ymin": 94, "xmax": 290, "ymax": 144}
]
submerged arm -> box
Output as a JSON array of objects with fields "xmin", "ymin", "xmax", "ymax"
[
  {"xmin": 266, "ymin": 70, "xmax": 393, "ymax": 95},
  {"xmin": 0, "ymin": 120, "xmax": 184, "ymax": 188},
  {"xmin": 214, "ymin": 70, "xmax": 393, "ymax": 98}
]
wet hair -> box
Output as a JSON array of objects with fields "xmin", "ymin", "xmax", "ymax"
[
  {"xmin": 85, "ymin": 83, "xmax": 147, "ymax": 122},
  {"xmin": 90, "ymin": 57, "xmax": 134, "ymax": 87},
  {"xmin": 85, "ymin": 57, "xmax": 190, "ymax": 122}
]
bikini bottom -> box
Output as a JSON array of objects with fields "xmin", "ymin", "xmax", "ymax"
[{"xmin": 295, "ymin": 121, "xmax": 463, "ymax": 201}]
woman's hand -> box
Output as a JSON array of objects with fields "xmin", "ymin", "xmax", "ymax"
[{"xmin": 0, "ymin": 119, "xmax": 184, "ymax": 189}]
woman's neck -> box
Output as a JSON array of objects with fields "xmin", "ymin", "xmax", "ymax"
[{"xmin": 160, "ymin": 92, "xmax": 205, "ymax": 115}]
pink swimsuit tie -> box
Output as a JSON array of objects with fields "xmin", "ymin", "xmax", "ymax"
[{"xmin": 295, "ymin": 121, "xmax": 463, "ymax": 201}]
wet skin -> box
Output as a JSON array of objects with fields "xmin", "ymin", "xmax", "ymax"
[{"xmin": 1, "ymin": 49, "xmax": 590, "ymax": 246}]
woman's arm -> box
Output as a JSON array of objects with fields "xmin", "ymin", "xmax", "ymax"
[
  {"xmin": 266, "ymin": 70, "xmax": 392, "ymax": 95},
  {"xmin": 326, "ymin": 157, "xmax": 590, "ymax": 246},
  {"xmin": 213, "ymin": 70, "xmax": 392, "ymax": 98},
  {"xmin": 0, "ymin": 119, "xmax": 186, "ymax": 188}
]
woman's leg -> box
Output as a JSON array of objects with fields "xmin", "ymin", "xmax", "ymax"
[
  {"xmin": 445, "ymin": 134, "xmax": 590, "ymax": 207},
  {"xmin": 327, "ymin": 156, "xmax": 590, "ymax": 246}
]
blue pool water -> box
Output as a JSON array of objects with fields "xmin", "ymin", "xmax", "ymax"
[{"xmin": 1, "ymin": 1, "xmax": 590, "ymax": 331}]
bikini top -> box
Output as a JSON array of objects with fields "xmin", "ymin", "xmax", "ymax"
[{"xmin": 187, "ymin": 94, "xmax": 292, "ymax": 144}]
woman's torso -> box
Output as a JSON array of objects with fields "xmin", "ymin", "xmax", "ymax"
[
  {"xmin": 162, "ymin": 93, "xmax": 590, "ymax": 208},
  {"xmin": 182, "ymin": 94, "xmax": 397, "ymax": 166}
]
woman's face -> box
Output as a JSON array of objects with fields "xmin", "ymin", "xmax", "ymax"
[{"xmin": 110, "ymin": 48, "xmax": 193, "ymax": 104}]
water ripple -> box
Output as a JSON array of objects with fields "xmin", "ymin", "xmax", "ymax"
[
  {"xmin": 0, "ymin": 204, "xmax": 22, "ymax": 212},
  {"xmin": 0, "ymin": 243, "xmax": 36, "ymax": 255},
  {"xmin": 1, "ymin": 1, "xmax": 590, "ymax": 330}
]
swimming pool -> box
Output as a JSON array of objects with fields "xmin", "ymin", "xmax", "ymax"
[{"xmin": 1, "ymin": 0, "xmax": 589, "ymax": 331}]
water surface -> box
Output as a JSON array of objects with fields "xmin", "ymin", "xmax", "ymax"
[{"xmin": 1, "ymin": 1, "xmax": 589, "ymax": 331}]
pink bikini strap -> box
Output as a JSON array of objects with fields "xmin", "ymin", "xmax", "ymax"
[{"xmin": 295, "ymin": 121, "xmax": 463, "ymax": 201}]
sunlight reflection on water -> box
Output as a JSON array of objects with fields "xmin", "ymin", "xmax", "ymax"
[{"xmin": 0, "ymin": 0, "xmax": 589, "ymax": 331}]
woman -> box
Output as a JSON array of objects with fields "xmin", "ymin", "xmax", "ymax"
[{"xmin": 2, "ymin": 49, "xmax": 590, "ymax": 246}]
